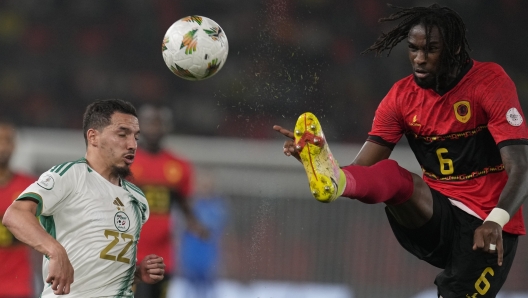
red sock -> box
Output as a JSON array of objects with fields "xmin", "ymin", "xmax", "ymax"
[{"xmin": 341, "ymin": 159, "xmax": 414, "ymax": 205}]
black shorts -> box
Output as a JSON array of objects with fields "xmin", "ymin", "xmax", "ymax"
[
  {"xmin": 134, "ymin": 273, "xmax": 171, "ymax": 298},
  {"xmin": 386, "ymin": 188, "xmax": 518, "ymax": 298}
]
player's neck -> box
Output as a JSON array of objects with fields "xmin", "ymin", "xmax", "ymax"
[
  {"xmin": 0, "ymin": 166, "xmax": 13, "ymax": 186},
  {"xmin": 433, "ymin": 61, "xmax": 472, "ymax": 95},
  {"xmin": 84, "ymin": 155, "xmax": 121, "ymax": 186}
]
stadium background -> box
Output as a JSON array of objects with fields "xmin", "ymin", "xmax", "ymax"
[{"xmin": 2, "ymin": 0, "xmax": 528, "ymax": 297}]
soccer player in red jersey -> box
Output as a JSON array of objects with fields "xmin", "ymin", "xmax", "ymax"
[
  {"xmin": 275, "ymin": 4, "xmax": 528, "ymax": 297},
  {"xmin": 131, "ymin": 105, "xmax": 208, "ymax": 298},
  {"xmin": 0, "ymin": 122, "xmax": 36, "ymax": 298}
]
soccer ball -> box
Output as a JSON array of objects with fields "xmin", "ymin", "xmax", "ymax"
[{"xmin": 162, "ymin": 16, "xmax": 229, "ymax": 81}]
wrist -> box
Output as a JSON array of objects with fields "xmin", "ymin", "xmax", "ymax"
[
  {"xmin": 134, "ymin": 265, "xmax": 142, "ymax": 283},
  {"xmin": 43, "ymin": 241, "xmax": 65, "ymax": 258},
  {"xmin": 484, "ymin": 208, "xmax": 510, "ymax": 228}
]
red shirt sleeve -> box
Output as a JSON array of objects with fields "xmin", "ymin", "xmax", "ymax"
[
  {"xmin": 368, "ymin": 84, "xmax": 405, "ymax": 148},
  {"xmin": 480, "ymin": 67, "xmax": 528, "ymax": 147}
]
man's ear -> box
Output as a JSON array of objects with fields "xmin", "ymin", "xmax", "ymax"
[{"xmin": 86, "ymin": 128, "xmax": 99, "ymax": 147}]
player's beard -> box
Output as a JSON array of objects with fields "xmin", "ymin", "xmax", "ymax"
[
  {"xmin": 413, "ymin": 74, "xmax": 436, "ymax": 89},
  {"xmin": 111, "ymin": 164, "xmax": 132, "ymax": 179},
  {"xmin": 414, "ymin": 63, "xmax": 452, "ymax": 91}
]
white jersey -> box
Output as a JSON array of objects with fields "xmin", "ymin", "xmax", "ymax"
[{"xmin": 18, "ymin": 158, "xmax": 149, "ymax": 297}]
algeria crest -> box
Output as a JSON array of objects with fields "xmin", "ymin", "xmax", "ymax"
[{"xmin": 114, "ymin": 211, "xmax": 130, "ymax": 232}]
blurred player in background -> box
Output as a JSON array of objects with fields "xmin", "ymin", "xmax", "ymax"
[
  {"xmin": 3, "ymin": 99, "xmax": 165, "ymax": 296},
  {"xmin": 0, "ymin": 122, "xmax": 35, "ymax": 298},
  {"xmin": 275, "ymin": 4, "xmax": 528, "ymax": 297},
  {"xmin": 179, "ymin": 172, "xmax": 228, "ymax": 298},
  {"xmin": 131, "ymin": 104, "xmax": 208, "ymax": 298}
]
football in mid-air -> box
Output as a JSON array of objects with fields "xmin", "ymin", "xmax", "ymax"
[{"xmin": 162, "ymin": 16, "xmax": 229, "ymax": 81}]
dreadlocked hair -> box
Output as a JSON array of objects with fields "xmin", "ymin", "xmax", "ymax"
[{"xmin": 362, "ymin": 4, "xmax": 471, "ymax": 88}]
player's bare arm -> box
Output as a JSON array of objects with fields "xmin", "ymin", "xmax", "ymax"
[
  {"xmin": 174, "ymin": 192, "xmax": 210, "ymax": 239},
  {"xmin": 473, "ymin": 145, "xmax": 528, "ymax": 266},
  {"xmin": 135, "ymin": 254, "xmax": 165, "ymax": 284},
  {"xmin": 351, "ymin": 141, "xmax": 392, "ymax": 166},
  {"xmin": 2, "ymin": 199, "xmax": 74, "ymax": 295}
]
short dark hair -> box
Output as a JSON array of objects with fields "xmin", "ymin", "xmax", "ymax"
[
  {"xmin": 82, "ymin": 99, "xmax": 137, "ymax": 145},
  {"xmin": 363, "ymin": 4, "xmax": 471, "ymax": 88}
]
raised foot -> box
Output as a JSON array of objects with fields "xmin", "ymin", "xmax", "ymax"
[{"xmin": 293, "ymin": 112, "xmax": 342, "ymax": 203}]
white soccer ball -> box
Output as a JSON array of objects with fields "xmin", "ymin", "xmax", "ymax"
[{"xmin": 162, "ymin": 16, "xmax": 229, "ymax": 81}]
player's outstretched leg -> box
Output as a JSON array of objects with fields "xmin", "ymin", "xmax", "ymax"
[{"xmin": 294, "ymin": 112, "xmax": 345, "ymax": 203}]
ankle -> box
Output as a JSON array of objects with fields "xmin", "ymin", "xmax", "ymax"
[{"xmin": 337, "ymin": 169, "xmax": 346, "ymax": 197}]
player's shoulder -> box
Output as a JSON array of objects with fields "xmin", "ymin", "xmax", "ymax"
[
  {"xmin": 136, "ymin": 147, "xmax": 186, "ymax": 162},
  {"xmin": 135, "ymin": 147, "xmax": 192, "ymax": 171},
  {"xmin": 154, "ymin": 148, "xmax": 192, "ymax": 168},
  {"xmin": 32, "ymin": 158, "xmax": 87, "ymax": 191},
  {"xmin": 45, "ymin": 158, "xmax": 89, "ymax": 178},
  {"xmin": 466, "ymin": 60, "xmax": 514, "ymax": 92},
  {"xmin": 391, "ymin": 74, "xmax": 417, "ymax": 93},
  {"xmin": 121, "ymin": 179, "xmax": 146, "ymax": 199},
  {"xmin": 471, "ymin": 60, "xmax": 509, "ymax": 78},
  {"xmin": 163, "ymin": 149, "xmax": 192, "ymax": 165},
  {"xmin": 381, "ymin": 74, "xmax": 417, "ymax": 105}
]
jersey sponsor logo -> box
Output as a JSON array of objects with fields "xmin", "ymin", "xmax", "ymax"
[
  {"xmin": 454, "ymin": 100, "xmax": 471, "ymax": 123},
  {"xmin": 408, "ymin": 115, "xmax": 422, "ymax": 127},
  {"xmin": 113, "ymin": 197, "xmax": 125, "ymax": 211},
  {"xmin": 506, "ymin": 107, "xmax": 523, "ymax": 126},
  {"xmin": 37, "ymin": 173, "xmax": 55, "ymax": 190},
  {"xmin": 114, "ymin": 211, "xmax": 130, "ymax": 232}
]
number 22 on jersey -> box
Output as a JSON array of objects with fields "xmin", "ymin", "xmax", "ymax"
[{"xmin": 100, "ymin": 229, "xmax": 134, "ymax": 264}]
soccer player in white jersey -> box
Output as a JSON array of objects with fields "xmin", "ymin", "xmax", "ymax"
[{"xmin": 2, "ymin": 99, "xmax": 166, "ymax": 296}]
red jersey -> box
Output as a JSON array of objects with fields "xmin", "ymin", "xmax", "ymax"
[
  {"xmin": 130, "ymin": 147, "xmax": 193, "ymax": 273},
  {"xmin": 0, "ymin": 172, "xmax": 35, "ymax": 297},
  {"xmin": 368, "ymin": 60, "xmax": 528, "ymax": 235}
]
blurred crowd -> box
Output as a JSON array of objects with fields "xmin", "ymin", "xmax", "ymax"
[{"xmin": 0, "ymin": 0, "xmax": 527, "ymax": 142}]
